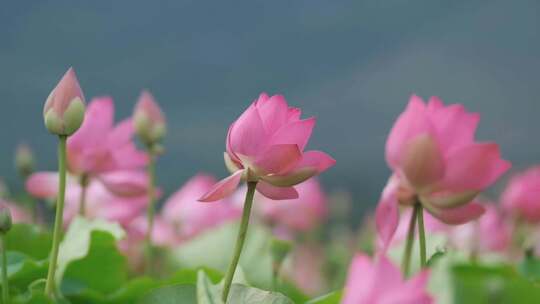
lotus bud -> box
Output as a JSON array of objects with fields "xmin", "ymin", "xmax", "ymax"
[
  {"xmin": 15, "ymin": 143, "xmax": 35, "ymax": 177},
  {"xmin": 0, "ymin": 205, "xmax": 12, "ymax": 235},
  {"xmin": 133, "ymin": 90, "xmax": 166, "ymax": 146},
  {"xmin": 269, "ymin": 237, "xmax": 293, "ymax": 271},
  {"xmin": 43, "ymin": 67, "xmax": 86, "ymax": 136}
]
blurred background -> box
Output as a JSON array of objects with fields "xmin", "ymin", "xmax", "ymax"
[{"xmin": 1, "ymin": 0, "xmax": 539, "ymax": 224}]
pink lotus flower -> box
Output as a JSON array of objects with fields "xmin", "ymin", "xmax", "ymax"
[
  {"xmin": 68, "ymin": 97, "xmax": 148, "ymax": 177},
  {"xmin": 199, "ymin": 93, "xmax": 335, "ymax": 202},
  {"xmin": 342, "ymin": 253, "xmax": 432, "ymax": 304},
  {"xmin": 133, "ymin": 90, "xmax": 166, "ymax": 146},
  {"xmin": 450, "ymin": 203, "xmax": 511, "ymax": 254},
  {"xmin": 501, "ymin": 166, "xmax": 540, "ymax": 223},
  {"xmin": 43, "ymin": 68, "xmax": 86, "ymax": 136},
  {"xmin": 162, "ymin": 174, "xmax": 241, "ymax": 239},
  {"xmin": 126, "ymin": 215, "xmax": 179, "ymax": 247},
  {"xmin": 256, "ymin": 178, "xmax": 328, "ymax": 232},
  {"xmin": 376, "ymin": 96, "xmax": 511, "ymax": 248},
  {"xmin": 26, "ymin": 172, "xmax": 148, "ymax": 227}
]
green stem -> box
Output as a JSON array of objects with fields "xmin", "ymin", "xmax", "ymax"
[
  {"xmin": 78, "ymin": 174, "xmax": 89, "ymax": 216},
  {"xmin": 144, "ymin": 153, "xmax": 156, "ymax": 274},
  {"xmin": 417, "ymin": 203, "xmax": 427, "ymax": 268},
  {"xmin": 402, "ymin": 202, "xmax": 419, "ymax": 277},
  {"xmin": 45, "ymin": 135, "xmax": 67, "ymax": 297},
  {"xmin": 1, "ymin": 235, "xmax": 9, "ymax": 304},
  {"xmin": 222, "ymin": 181, "xmax": 257, "ymax": 303}
]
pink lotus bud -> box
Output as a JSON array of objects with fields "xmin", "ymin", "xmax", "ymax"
[
  {"xmin": 43, "ymin": 68, "xmax": 86, "ymax": 136},
  {"xmin": 15, "ymin": 143, "xmax": 35, "ymax": 177},
  {"xmin": 502, "ymin": 166, "xmax": 540, "ymax": 223},
  {"xmin": 133, "ymin": 90, "xmax": 166, "ymax": 146}
]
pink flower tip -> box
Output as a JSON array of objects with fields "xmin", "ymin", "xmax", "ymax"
[
  {"xmin": 133, "ymin": 90, "xmax": 166, "ymax": 145},
  {"xmin": 43, "ymin": 67, "xmax": 86, "ymax": 136}
]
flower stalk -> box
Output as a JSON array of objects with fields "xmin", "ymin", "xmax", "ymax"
[
  {"xmin": 0, "ymin": 235, "xmax": 8, "ymax": 304},
  {"xmin": 143, "ymin": 151, "xmax": 157, "ymax": 273},
  {"xmin": 417, "ymin": 204, "xmax": 427, "ymax": 268},
  {"xmin": 222, "ymin": 181, "xmax": 257, "ymax": 302},
  {"xmin": 402, "ymin": 202, "xmax": 418, "ymax": 277},
  {"xmin": 78, "ymin": 174, "xmax": 89, "ymax": 216},
  {"xmin": 45, "ymin": 135, "xmax": 68, "ymax": 297}
]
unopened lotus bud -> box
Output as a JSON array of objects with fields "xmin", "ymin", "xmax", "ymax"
[
  {"xmin": 0, "ymin": 205, "xmax": 12, "ymax": 234},
  {"xmin": 15, "ymin": 143, "xmax": 35, "ymax": 177},
  {"xmin": 43, "ymin": 68, "xmax": 86, "ymax": 136},
  {"xmin": 133, "ymin": 90, "xmax": 166, "ymax": 146}
]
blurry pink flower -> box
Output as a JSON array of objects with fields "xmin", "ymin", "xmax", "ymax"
[
  {"xmin": 257, "ymin": 178, "xmax": 328, "ymax": 232},
  {"xmin": 43, "ymin": 68, "xmax": 86, "ymax": 136},
  {"xmin": 501, "ymin": 166, "xmax": 540, "ymax": 223},
  {"xmin": 162, "ymin": 174, "xmax": 241, "ymax": 239},
  {"xmin": 26, "ymin": 172, "xmax": 148, "ymax": 226},
  {"xmin": 199, "ymin": 93, "xmax": 335, "ymax": 202},
  {"xmin": 67, "ymin": 97, "xmax": 148, "ymax": 177},
  {"xmin": 342, "ymin": 253, "xmax": 432, "ymax": 304},
  {"xmin": 376, "ymin": 96, "xmax": 511, "ymax": 248},
  {"xmin": 133, "ymin": 90, "xmax": 166, "ymax": 145},
  {"xmin": 282, "ymin": 245, "xmax": 327, "ymax": 296},
  {"xmin": 450, "ymin": 204, "xmax": 511, "ymax": 254},
  {"xmin": 126, "ymin": 215, "xmax": 179, "ymax": 247}
]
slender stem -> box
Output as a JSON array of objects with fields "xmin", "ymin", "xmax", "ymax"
[
  {"xmin": 78, "ymin": 174, "xmax": 89, "ymax": 216},
  {"xmin": 45, "ymin": 135, "xmax": 67, "ymax": 297},
  {"xmin": 143, "ymin": 153, "xmax": 156, "ymax": 273},
  {"xmin": 417, "ymin": 204, "xmax": 427, "ymax": 268},
  {"xmin": 1, "ymin": 235, "xmax": 8, "ymax": 304},
  {"xmin": 222, "ymin": 181, "xmax": 257, "ymax": 303},
  {"xmin": 402, "ymin": 202, "xmax": 419, "ymax": 277}
]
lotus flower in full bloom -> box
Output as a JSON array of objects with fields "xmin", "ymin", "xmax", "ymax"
[
  {"xmin": 376, "ymin": 95, "xmax": 511, "ymax": 248},
  {"xmin": 199, "ymin": 93, "xmax": 335, "ymax": 202},
  {"xmin": 342, "ymin": 253, "xmax": 432, "ymax": 304},
  {"xmin": 162, "ymin": 174, "xmax": 241, "ymax": 239},
  {"xmin": 501, "ymin": 166, "xmax": 540, "ymax": 224},
  {"xmin": 256, "ymin": 178, "xmax": 328, "ymax": 233}
]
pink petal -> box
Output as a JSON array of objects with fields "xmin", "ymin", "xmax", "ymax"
[
  {"xmin": 198, "ymin": 170, "xmax": 243, "ymax": 202},
  {"xmin": 261, "ymin": 151, "xmax": 335, "ymax": 187},
  {"xmin": 228, "ymin": 103, "xmax": 269, "ymax": 158},
  {"xmin": 375, "ymin": 176, "xmax": 400, "ymax": 250},
  {"xmin": 386, "ymin": 95, "xmax": 432, "ymax": 169},
  {"xmin": 256, "ymin": 94, "xmax": 289, "ymax": 134},
  {"xmin": 256, "ymin": 181, "xmax": 298, "ymax": 200},
  {"xmin": 424, "ymin": 202, "xmax": 485, "ymax": 224},
  {"xmin": 68, "ymin": 97, "xmax": 114, "ymax": 150},
  {"xmin": 107, "ymin": 119, "xmax": 135, "ymax": 149},
  {"xmin": 269, "ymin": 117, "xmax": 316, "ymax": 152},
  {"xmin": 287, "ymin": 107, "xmax": 301, "ymax": 122},
  {"xmin": 401, "ymin": 134, "xmax": 445, "ymax": 191},
  {"xmin": 26, "ymin": 172, "xmax": 59, "ymax": 199},
  {"xmin": 99, "ymin": 170, "xmax": 148, "ymax": 197},
  {"xmin": 426, "ymin": 97, "xmax": 480, "ymax": 153},
  {"xmin": 254, "ymin": 144, "xmax": 302, "ymax": 175},
  {"xmin": 373, "ymin": 255, "xmax": 403, "ymax": 291},
  {"xmin": 441, "ymin": 143, "xmax": 511, "ymax": 191},
  {"xmin": 342, "ymin": 254, "xmax": 375, "ymax": 304}
]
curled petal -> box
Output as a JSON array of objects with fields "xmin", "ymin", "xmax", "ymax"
[
  {"xmin": 441, "ymin": 143, "xmax": 511, "ymax": 191},
  {"xmin": 261, "ymin": 151, "xmax": 335, "ymax": 187},
  {"xmin": 228, "ymin": 104, "xmax": 268, "ymax": 158},
  {"xmin": 254, "ymin": 144, "xmax": 302, "ymax": 175},
  {"xmin": 256, "ymin": 181, "xmax": 298, "ymax": 200},
  {"xmin": 198, "ymin": 170, "xmax": 243, "ymax": 202},
  {"xmin": 375, "ymin": 176, "xmax": 400, "ymax": 250},
  {"xmin": 256, "ymin": 94, "xmax": 289, "ymax": 134},
  {"xmin": 423, "ymin": 201, "xmax": 485, "ymax": 224}
]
